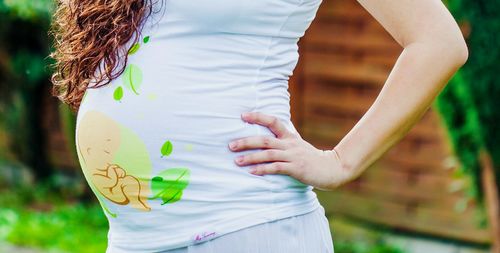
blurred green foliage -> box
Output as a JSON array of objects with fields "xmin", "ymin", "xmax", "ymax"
[
  {"xmin": 434, "ymin": 72, "xmax": 483, "ymax": 199},
  {"xmin": 0, "ymin": 0, "xmax": 55, "ymax": 180},
  {"xmin": 334, "ymin": 240, "xmax": 404, "ymax": 253},
  {"xmin": 0, "ymin": 0, "xmax": 53, "ymax": 20},
  {"xmin": 7, "ymin": 205, "xmax": 108, "ymax": 253},
  {"xmin": 435, "ymin": 0, "xmax": 500, "ymax": 203},
  {"xmin": 0, "ymin": 184, "xmax": 108, "ymax": 253}
]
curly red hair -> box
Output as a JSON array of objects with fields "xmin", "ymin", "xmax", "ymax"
[{"xmin": 49, "ymin": 0, "xmax": 155, "ymax": 112}]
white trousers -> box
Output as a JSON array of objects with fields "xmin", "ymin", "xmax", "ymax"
[{"xmin": 159, "ymin": 205, "xmax": 334, "ymax": 253}]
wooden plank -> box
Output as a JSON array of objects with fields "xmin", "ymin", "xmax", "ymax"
[
  {"xmin": 302, "ymin": 54, "xmax": 390, "ymax": 87},
  {"xmin": 346, "ymin": 171, "xmax": 471, "ymax": 210},
  {"xmin": 305, "ymin": 22, "xmax": 402, "ymax": 55},
  {"xmin": 361, "ymin": 164, "xmax": 465, "ymax": 197},
  {"xmin": 302, "ymin": 102, "xmax": 441, "ymax": 140},
  {"xmin": 316, "ymin": 190, "xmax": 491, "ymax": 244},
  {"xmin": 290, "ymin": 39, "xmax": 305, "ymax": 130},
  {"xmin": 316, "ymin": 0, "xmax": 373, "ymax": 22},
  {"xmin": 314, "ymin": 0, "xmax": 403, "ymax": 37},
  {"xmin": 302, "ymin": 94, "xmax": 441, "ymax": 131},
  {"xmin": 302, "ymin": 81, "xmax": 442, "ymax": 130},
  {"xmin": 303, "ymin": 90, "xmax": 375, "ymax": 116},
  {"xmin": 301, "ymin": 124, "xmax": 454, "ymax": 176},
  {"xmin": 384, "ymin": 150, "xmax": 453, "ymax": 171},
  {"xmin": 301, "ymin": 120, "xmax": 445, "ymax": 157},
  {"xmin": 340, "ymin": 182, "xmax": 479, "ymax": 223}
]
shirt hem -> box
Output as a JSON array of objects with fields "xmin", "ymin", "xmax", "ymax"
[{"xmin": 106, "ymin": 196, "xmax": 322, "ymax": 252}]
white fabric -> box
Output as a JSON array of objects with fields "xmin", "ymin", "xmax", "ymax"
[
  {"xmin": 156, "ymin": 205, "xmax": 334, "ymax": 253},
  {"xmin": 74, "ymin": 0, "xmax": 326, "ymax": 251}
]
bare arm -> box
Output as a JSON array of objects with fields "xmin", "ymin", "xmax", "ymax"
[
  {"xmin": 228, "ymin": 0, "xmax": 468, "ymax": 191},
  {"xmin": 334, "ymin": 0, "xmax": 469, "ymax": 180}
]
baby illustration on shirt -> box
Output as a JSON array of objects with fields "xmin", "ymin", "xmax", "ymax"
[{"xmin": 76, "ymin": 110, "xmax": 152, "ymax": 213}]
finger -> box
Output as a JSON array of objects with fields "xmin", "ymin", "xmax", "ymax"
[
  {"xmin": 235, "ymin": 149, "xmax": 290, "ymax": 166},
  {"xmin": 241, "ymin": 112, "xmax": 292, "ymax": 139},
  {"xmin": 229, "ymin": 135, "xmax": 287, "ymax": 151},
  {"xmin": 248, "ymin": 162, "xmax": 293, "ymax": 176}
]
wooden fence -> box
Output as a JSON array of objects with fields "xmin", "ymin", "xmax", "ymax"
[{"xmin": 289, "ymin": 0, "xmax": 490, "ymax": 244}]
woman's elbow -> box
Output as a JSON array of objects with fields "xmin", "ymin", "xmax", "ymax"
[
  {"xmin": 429, "ymin": 36, "xmax": 469, "ymax": 70},
  {"xmin": 452, "ymin": 37, "xmax": 469, "ymax": 67},
  {"xmin": 426, "ymin": 28, "xmax": 469, "ymax": 68},
  {"xmin": 444, "ymin": 33, "xmax": 469, "ymax": 68}
]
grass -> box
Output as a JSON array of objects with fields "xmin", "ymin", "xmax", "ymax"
[
  {"xmin": 329, "ymin": 216, "xmax": 406, "ymax": 253},
  {"xmin": 0, "ymin": 175, "xmax": 108, "ymax": 253},
  {"xmin": 333, "ymin": 238, "xmax": 405, "ymax": 253},
  {"xmin": 0, "ymin": 170, "xmax": 405, "ymax": 253}
]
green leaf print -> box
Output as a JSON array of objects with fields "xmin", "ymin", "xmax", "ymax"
[
  {"xmin": 143, "ymin": 36, "xmax": 150, "ymax": 44},
  {"xmin": 113, "ymin": 86, "xmax": 123, "ymax": 101},
  {"xmin": 82, "ymin": 90, "xmax": 88, "ymax": 103},
  {"xmin": 161, "ymin": 140, "xmax": 173, "ymax": 157},
  {"xmin": 128, "ymin": 43, "xmax": 141, "ymax": 55},
  {"xmin": 149, "ymin": 168, "xmax": 191, "ymax": 205},
  {"xmin": 122, "ymin": 64, "xmax": 143, "ymax": 95}
]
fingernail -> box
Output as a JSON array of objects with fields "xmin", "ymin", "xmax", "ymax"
[
  {"xmin": 241, "ymin": 112, "xmax": 250, "ymax": 118},
  {"xmin": 229, "ymin": 142, "xmax": 237, "ymax": 150},
  {"xmin": 236, "ymin": 156, "xmax": 244, "ymax": 164},
  {"xmin": 249, "ymin": 167, "xmax": 257, "ymax": 174}
]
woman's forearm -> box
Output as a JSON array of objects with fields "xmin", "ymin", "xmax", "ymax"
[
  {"xmin": 229, "ymin": 0, "xmax": 470, "ymax": 191},
  {"xmin": 334, "ymin": 40, "xmax": 468, "ymax": 179}
]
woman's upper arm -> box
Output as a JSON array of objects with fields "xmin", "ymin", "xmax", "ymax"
[{"xmin": 355, "ymin": 0, "xmax": 468, "ymax": 63}]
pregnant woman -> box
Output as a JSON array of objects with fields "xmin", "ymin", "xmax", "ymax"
[{"xmin": 49, "ymin": 0, "xmax": 468, "ymax": 252}]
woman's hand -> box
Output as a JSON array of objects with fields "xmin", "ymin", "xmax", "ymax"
[{"xmin": 228, "ymin": 111, "xmax": 355, "ymax": 191}]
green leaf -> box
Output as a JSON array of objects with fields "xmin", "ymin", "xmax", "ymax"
[
  {"xmin": 149, "ymin": 168, "xmax": 191, "ymax": 205},
  {"xmin": 143, "ymin": 36, "xmax": 150, "ymax": 44},
  {"xmin": 122, "ymin": 64, "xmax": 143, "ymax": 95},
  {"xmin": 160, "ymin": 186, "xmax": 184, "ymax": 204},
  {"xmin": 82, "ymin": 90, "xmax": 88, "ymax": 103},
  {"xmin": 160, "ymin": 140, "xmax": 173, "ymax": 157},
  {"xmin": 128, "ymin": 43, "xmax": 140, "ymax": 55},
  {"xmin": 113, "ymin": 86, "xmax": 123, "ymax": 101}
]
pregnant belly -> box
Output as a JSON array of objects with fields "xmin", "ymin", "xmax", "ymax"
[{"xmin": 75, "ymin": 80, "xmax": 309, "ymax": 219}]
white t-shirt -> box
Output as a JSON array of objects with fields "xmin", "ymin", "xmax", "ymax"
[{"xmin": 75, "ymin": 0, "xmax": 324, "ymax": 251}]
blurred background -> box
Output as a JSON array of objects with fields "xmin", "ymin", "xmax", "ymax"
[{"xmin": 0, "ymin": 0, "xmax": 498, "ymax": 252}]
